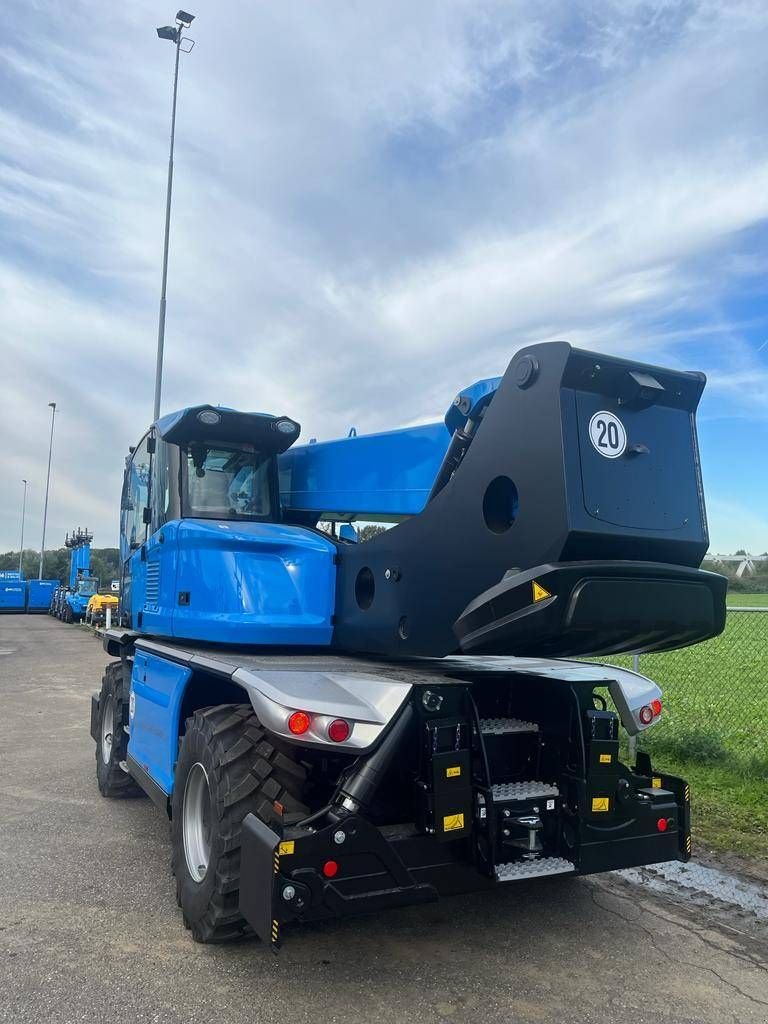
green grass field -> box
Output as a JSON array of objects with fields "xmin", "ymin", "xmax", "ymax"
[
  {"xmin": 726, "ymin": 592, "xmax": 768, "ymax": 607},
  {"xmin": 598, "ymin": 602, "xmax": 768, "ymax": 861}
]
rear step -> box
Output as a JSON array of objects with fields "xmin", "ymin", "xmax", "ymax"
[
  {"xmin": 496, "ymin": 857, "xmax": 575, "ymax": 882},
  {"xmin": 480, "ymin": 718, "xmax": 538, "ymax": 735},
  {"xmin": 491, "ymin": 781, "xmax": 559, "ymax": 801}
]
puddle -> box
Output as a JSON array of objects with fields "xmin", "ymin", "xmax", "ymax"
[{"xmin": 619, "ymin": 860, "xmax": 768, "ymax": 919}]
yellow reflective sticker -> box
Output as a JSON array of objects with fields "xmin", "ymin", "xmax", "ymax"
[
  {"xmin": 592, "ymin": 797, "xmax": 610, "ymax": 813},
  {"xmin": 446, "ymin": 766, "xmax": 461, "ymax": 778},
  {"xmin": 532, "ymin": 581, "xmax": 551, "ymax": 603},
  {"xmin": 278, "ymin": 841, "xmax": 295, "ymax": 856},
  {"xmin": 599, "ymin": 753, "xmax": 612, "ymax": 764},
  {"xmin": 443, "ymin": 813, "xmax": 465, "ymax": 832},
  {"xmin": 652, "ymin": 777, "xmax": 662, "ymax": 789}
]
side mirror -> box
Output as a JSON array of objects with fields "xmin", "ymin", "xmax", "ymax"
[{"xmin": 142, "ymin": 507, "xmax": 152, "ymax": 526}]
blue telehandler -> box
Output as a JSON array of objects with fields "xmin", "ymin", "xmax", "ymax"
[
  {"xmin": 52, "ymin": 529, "xmax": 99, "ymax": 623},
  {"xmin": 90, "ymin": 342, "xmax": 726, "ymax": 947}
]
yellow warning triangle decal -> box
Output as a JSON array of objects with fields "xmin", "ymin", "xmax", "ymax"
[{"xmin": 532, "ymin": 581, "xmax": 551, "ymax": 603}]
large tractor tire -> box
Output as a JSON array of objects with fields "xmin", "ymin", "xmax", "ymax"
[
  {"xmin": 95, "ymin": 662, "xmax": 144, "ymax": 798},
  {"xmin": 171, "ymin": 704, "xmax": 309, "ymax": 944}
]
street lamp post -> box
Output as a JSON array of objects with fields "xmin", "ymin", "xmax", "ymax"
[
  {"xmin": 39, "ymin": 402, "xmax": 56, "ymax": 580},
  {"xmin": 154, "ymin": 10, "xmax": 196, "ymax": 424},
  {"xmin": 19, "ymin": 479, "xmax": 28, "ymax": 577}
]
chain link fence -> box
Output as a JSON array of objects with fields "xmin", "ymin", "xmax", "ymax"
[
  {"xmin": 601, "ymin": 606, "xmax": 768, "ymax": 894},
  {"xmin": 628, "ymin": 607, "xmax": 768, "ymax": 772},
  {"xmin": 595, "ymin": 606, "xmax": 767, "ymax": 862}
]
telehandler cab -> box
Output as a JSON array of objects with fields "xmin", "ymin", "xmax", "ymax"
[{"xmin": 91, "ymin": 342, "xmax": 725, "ymax": 947}]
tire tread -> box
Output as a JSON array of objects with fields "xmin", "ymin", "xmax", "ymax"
[{"xmin": 171, "ymin": 703, "xmax": 308, "ymax": 943}]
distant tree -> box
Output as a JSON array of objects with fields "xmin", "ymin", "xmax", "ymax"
[
  {"xmin": 0, "ymin": 548, "xmax": 120, "ymax": 588},
  {"xmin": 357, "ymin": 524, "xmax": 388, "ymax": 542},
  {"xmin": 90, "ymin": 549, "xmax": 120, "ymax": 587}
]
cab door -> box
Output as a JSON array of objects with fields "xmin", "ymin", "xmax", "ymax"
[{"xmin": 120, "ymin": 435, "xmax": 152, "ymax": 627}]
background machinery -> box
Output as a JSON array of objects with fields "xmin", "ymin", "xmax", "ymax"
[
  {"xmin": 90, "ymin": 342, "xmax": 726, "ymax": 947},
  {"xmin": 52, "ymin": 529, "xmax": 99, "ymax": 623},
  {"xmin": 86, "ymin": 591, "xmax": 119, "ymax": 626}
]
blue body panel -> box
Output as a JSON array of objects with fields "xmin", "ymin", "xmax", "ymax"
[
  {"xmin": 69, "ymin": 543, "xmax": 91, "ymax": 588},
  {"xmin": 128, "ymin": 650, "xmax": 192, "ymax": 794},
  {"xmin": 27, "ymin": 579, "xmax": 57, "ymax": 611},
  {"xmin": 278, "ymin": 422, "xmax": 451, "ymax": 517},
  {"xmin": 0, "ymin": 580, "xmax": 26, "ymax": 611},
  {"xmin": 444, "ymin": 377, "xmax": 501, "ymax": 433},
  {"xmin": 65, "ymin": 590, "xmax": 91, "ymax": 618},
  {"xmin": 132, "ymin": 519, "xmax": 336, "ymax": 646}
]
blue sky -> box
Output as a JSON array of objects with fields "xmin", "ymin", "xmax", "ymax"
[{"xmin": 0, "ymin": 0, "xmax": 766, "ymax": 554}]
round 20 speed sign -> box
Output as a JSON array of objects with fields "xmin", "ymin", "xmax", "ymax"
[{"xmin": 588, "ymin": 410, "xmax": 627, "ymax": 459}]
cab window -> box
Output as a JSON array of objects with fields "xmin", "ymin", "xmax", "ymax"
[
  {"xmin": 181, "ymin": 444, "xmax": 274, "ymax": 521},
  {"xmin": 123, "ymin": 436, "xmax": 151, "ymax": 550}
]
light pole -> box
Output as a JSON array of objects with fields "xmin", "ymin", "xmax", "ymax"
[
  {"xmin": 154, "ymin": 10, "xmax": 196, "ymax": 423},
  {"xmin": 19, "ymin": 479, "xmax": 28, "ymax": 577},
  {"xmin": 39, "ymin": 402, "xmax": 56, "ymax": 580}
]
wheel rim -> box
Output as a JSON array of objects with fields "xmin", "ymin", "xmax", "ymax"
[
  {"xmin": 101, "ymin": 694, "xmax": 115, "ymax": 765},
  {"xmin": 183, "ymin": 762, "xmax": 212, "ymax": 883}
]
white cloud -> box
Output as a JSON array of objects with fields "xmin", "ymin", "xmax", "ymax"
[{"xmin": 0, "ymin": 0, "xmax": 767, "ymax": 553}]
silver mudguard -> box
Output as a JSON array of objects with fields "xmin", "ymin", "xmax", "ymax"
[
  {"xmin": 233, "ymin": 668, "xmax": 413, "ymax": 752},
  {"xmin": 460, "ymin": 656, "xmax": 662, "ymax": 736}
]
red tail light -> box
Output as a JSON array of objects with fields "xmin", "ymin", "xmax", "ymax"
[
  {"xmin": 327, "ymin": 718, "xmax": 350, "ymax": 743},
  {"xmin": 657, "ymin": 817, "xmax": 669, "ymax": 832},
  {"xmin": 639, "ymin": 705, "xmax": 654, "ymax": 725},
  {"xmin": 288, "ymin": 711, "xmax": 311, "ymax": 735},
  {"xmin": 322, "ymin": 860, "xmax": 339, "ymax": 878},
  {"xmin": 650, "ymin": 699, "xmax": 662, "ymax": 717}
]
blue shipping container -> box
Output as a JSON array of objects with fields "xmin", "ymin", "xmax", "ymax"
[
  {"xmin": 0, "ymin": 580, "xmax": 27, "ymax": 612},
  {"xmin": 27, "ymin": 579, "xmax": 58, "ymax": 612}
]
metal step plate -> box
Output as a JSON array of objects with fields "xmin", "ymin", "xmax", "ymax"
[
  {"xmin": 496, "ymin": 857, "xmax": 574, "ymax": 882},
  {"xmin": 480, "ymin": 717, "xmax": 539, "ymax": 735},
  {"xmin": 491, "ymin": 781, "xmax": 559, "ymax": 801}
]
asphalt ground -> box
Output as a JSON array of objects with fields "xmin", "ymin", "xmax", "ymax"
[{"xmin": 1, "ymin": 614, "xmax": 767, "ymax": 1024}]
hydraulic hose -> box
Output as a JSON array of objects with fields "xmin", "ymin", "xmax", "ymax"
[{"xmin": 332, "ymin": 703, "xmax": 415, "ymax": 816}]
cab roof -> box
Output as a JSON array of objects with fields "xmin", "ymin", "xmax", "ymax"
[{"xmin": 154, "ymin": 405, "xmax": 301, "ymax": 453}]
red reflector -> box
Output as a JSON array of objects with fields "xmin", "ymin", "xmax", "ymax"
[
  {"xmin": 639, "ymin": 705, "xmax": 654, "ymax": 725},
  {"xmin": 288, "ymin": 711, "xmax": 311, "ymax": 735},
  {"xmin": 657, "ymin": 817, "xmax": 668, "ymax": 832},
  {"xmin": 327, "ymin": 718, "xmax": 350, "ymax": 743},
  {"xmin": 650, "ymin": 699, "xmax": 662, "ymax": 717},
  {"xmin": 323, "ymin": 860, "xmax": 339, "ymax": 878}
]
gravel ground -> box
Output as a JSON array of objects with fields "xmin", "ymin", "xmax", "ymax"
[{"xmin": 1, "ymin": 614, "xmax": 767, "ymax": 1024}]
